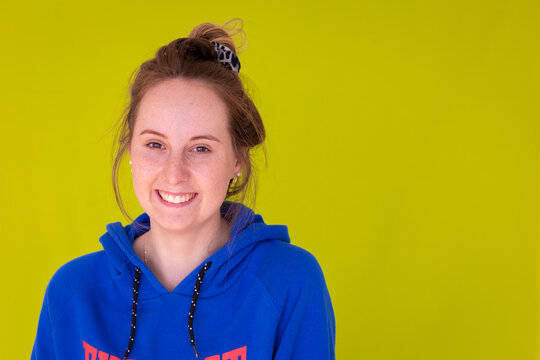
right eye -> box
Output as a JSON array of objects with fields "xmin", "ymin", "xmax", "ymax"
[{"xmin": 145, "ymin": 142, "xmax": 164, "ymax": 150}]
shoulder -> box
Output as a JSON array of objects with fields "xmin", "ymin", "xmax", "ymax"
[
  {"xmin": 49, "ymin": 251, "xmax": 108, "ymax": 288},
  {"xmin": 44, "ymin": 251, "xmax": 112, "ymax": 318},
  {"xmin": 246, "ymin": 240, "xmax": 329, "ymax": 310},
  {"xmin": 250, "ymin": 240, "xmax": 325, "ymax": 280}
]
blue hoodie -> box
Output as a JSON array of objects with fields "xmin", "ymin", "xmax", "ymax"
[{"xmin": 32, "ymin": 202, "xmax": 336, "ymax": 359}]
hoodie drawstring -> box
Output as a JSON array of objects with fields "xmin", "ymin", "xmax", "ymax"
[
  {"xmin": 123, "ymin": 262, "xmax": 213, "ymax": 359},
  {"xmin": 188, "ymin": 261, "xmax": 212, "ymax": 358},
  {"xmin": 123, "ymin": 266, "xmax": 141, "ymax": 360}
]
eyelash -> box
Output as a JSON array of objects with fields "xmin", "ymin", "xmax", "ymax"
[
  {"xmin": 145, "ymin": 142, "xmax": 164, "ymax": 150},
  {"xmin": 145, "ymin": 142, "xmax": 210, "ymax": 153},
  {"xmin": 194, "ymin": 146, "xmax": 210, "ymax": 153}
]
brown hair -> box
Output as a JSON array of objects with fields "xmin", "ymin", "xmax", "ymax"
[{"xmin": 111, "ymin": 18, "xmax": 265, "ymax": 230}]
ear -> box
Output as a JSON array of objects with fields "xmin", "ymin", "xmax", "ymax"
[
  {"xmin": 233, "ymin": 146, "xmax": 248, "ymax": 175},
  {"xmin": 233, "ymin": 157, "xmax": 242, "ymax": 175}
]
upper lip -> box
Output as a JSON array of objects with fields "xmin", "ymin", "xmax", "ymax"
[{"xmin": 157, "ymin": 190, "xmax": 197, "ymax": 197}]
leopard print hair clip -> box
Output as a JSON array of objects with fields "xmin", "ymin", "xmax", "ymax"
[{"xmin": 212, "ymin": 42, "xmax": 241, "ymax": 73}]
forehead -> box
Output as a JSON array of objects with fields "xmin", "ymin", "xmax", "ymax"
[{"xmin": 134, "ymin": 78, "xmax": 229, "ymax": 136}]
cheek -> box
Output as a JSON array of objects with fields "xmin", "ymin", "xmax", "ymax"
[
  {"xmin": 198, "ymin": 164, "xmax": 230, "ymax": 185},
  {"xmin": 131, "ymin": 157, "xmax": 161, "ymax": 187},
  {"xmin": 133, "ymin": 148, "xmax": 163, "ymax": 168},
  {"xmin": 131, "ymin": 168, "xmax": 149, "ymax": 196},
  {"xmin": 195, "ymin": 160, "xmax": 234, "ymax": 189}
]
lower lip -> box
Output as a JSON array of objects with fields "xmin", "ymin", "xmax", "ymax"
[{"xmin": 155, "ymin": 190, "xmax": 198, "ymax": 208}]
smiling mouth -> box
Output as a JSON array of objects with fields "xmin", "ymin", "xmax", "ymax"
[{"xmin": 158, "ymin": 190, "xmax": 197, "ymax": 204}]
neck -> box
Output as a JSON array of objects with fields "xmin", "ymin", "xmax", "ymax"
[{"xmin": 141, "ymin": 212, "xmax": 231, "ymax": 291}]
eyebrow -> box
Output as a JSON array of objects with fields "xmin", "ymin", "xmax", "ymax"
[{"xmin": 139, "ymin": 129, "xmax": 221, "ymax": 143}]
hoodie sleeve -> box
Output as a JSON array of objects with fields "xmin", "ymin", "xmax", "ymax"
[
  {"xmin": 31, "ymin": 286, "xmax": 56, "ymax": 360},
  {"xmin": 272, "ymin": 251, "xmax": 336, "ymax": 360}
]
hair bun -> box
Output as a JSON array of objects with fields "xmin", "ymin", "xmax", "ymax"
[
  {"xmin": 174, "ymin": 38, "xmax": 215, "ymax": 62},
  {"xmin": 188, "ymin": 19, "xmax": 244, "ymax": 54}
]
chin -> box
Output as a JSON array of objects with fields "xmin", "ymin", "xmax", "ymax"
[{"xmin": 150, "ymin": 212, "xmax": 196, "ymax": 232}]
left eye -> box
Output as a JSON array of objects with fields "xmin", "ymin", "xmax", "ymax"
[{"xmin": 194, "ymin": 146, "xmax": 210, "ymax": 153}]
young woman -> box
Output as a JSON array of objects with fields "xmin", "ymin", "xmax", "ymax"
[{"xmin": 32, "ymin": 19, "xmax": 335, "ymax": 360}]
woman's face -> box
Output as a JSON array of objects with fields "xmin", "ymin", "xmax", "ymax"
[{"xmin": 129, "ymin": 78, "xmax": 241, "ymax": 233}]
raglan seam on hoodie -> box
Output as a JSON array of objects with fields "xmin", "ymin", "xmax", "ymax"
[
  {"xmin": 228, "ymin": 239, "xmax": 284, "ymax": 312},
  {"xmin": 44, "ymin": 252, "xmax": 117, "ymax": 323},
  {"xmin": 243, "ymin": 271, "xmax": 282, "ymax": 318}
]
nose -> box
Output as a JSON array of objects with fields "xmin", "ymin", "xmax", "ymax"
[{"xmin": 163, "ymin": 153, "xmax": 190, "ymax": 185}]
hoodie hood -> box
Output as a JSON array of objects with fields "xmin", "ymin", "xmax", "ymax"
[{"xmin": 99, "ymin": 201, "xmax": 290, "ymax": 298}]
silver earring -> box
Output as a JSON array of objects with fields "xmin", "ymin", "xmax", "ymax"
[{"xmin": 129, "ymin": 160, "xmax": 132, "ymax": 165}]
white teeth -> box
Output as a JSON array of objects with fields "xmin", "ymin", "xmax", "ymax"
[{"xmin": 158, "ymin": 191, "xmax": 195, "ymax": 204}]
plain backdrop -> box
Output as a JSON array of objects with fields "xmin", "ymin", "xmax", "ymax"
[{"xmin": 1, "ymin": 0, "xmax": 538, "ymax": 359}]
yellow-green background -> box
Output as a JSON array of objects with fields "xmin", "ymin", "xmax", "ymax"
[{"xmin": 1, "ymin": 0, "xmax": 538, "ymax": 359}]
